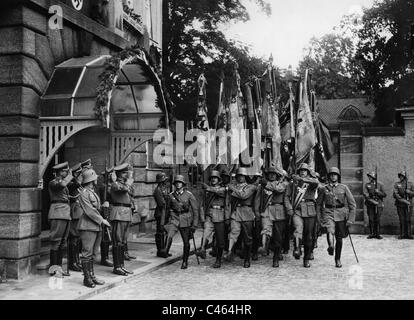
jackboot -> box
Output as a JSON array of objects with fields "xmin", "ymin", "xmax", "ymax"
[
  {"xmin": 68, "ymin": 240, "xmax": 81, "ymax": 272},
  {"xmin": 73, "ymin": 238, "xmax": 83, "ymax": 270},
  {"xmin": 327, "ymin": 233, "xmax": 335, "ymax": 256},
  {"xmin": 82, "ymin": 260, "xmax": 95, "ymax": 288},
  {"xmin": 120, "ymin": 245, "xmax": 133, "ymax": 274},
  {"xmin": 407, "ymin": 220, "xmax": 414, "ymax": 240},
  {"xmin": 49, "ymin": 250, "xmax": 60, "ymax": 275},
  {"xmin": 100, "ymin": 241, "xmax": 113, "ymax": 267},
  {"xmin": 58, "ymin": 248, "xmax": 70, "ymax": 277},
  {"xmin": 213, "ymin": 248, "xmax": 223, "ymax": 268},
  {"xmin": 303, "ymin": 246, "xmax": 311, "ymax": 268},
  {"xmin": 159, "ymin": 237, "xmax": 173, "ymax": 258},
  {"xmin": 181, "ymin": 246, "xmax": 189, "ymax": 269},
  {"xmin": 272, "ymin": 247, "xmax": 280, "ymax": 268},
  {"xmin": 243, "ymin": 245, "xmax": 251, "ymax": 268},
  {"xmin": 375, "ymin": 219, "xmax": 383, "ymax": 240},
  {"xmin": 398, "ymin": 219, "xmax": 404, "ymax": 239},
  {"xmin": 224, "ymin": 239, "xmax": 235, "ymax": 262},
  {"xmin": 335, "ymin": 239, "xmax": 343, "ymax": 268},
  {"xmin": 156, "ymin": 233, "xmax": 164, "ymax": 257},
  {"xmin": 367, "ymin": 221, "xmax": 375, "ymax": 239},
  {"xmin": 124, "ymin": 244, "xmax": 136, "ymax": 261},
  {"xmin": 293, "ymin": 237, "xmax": 301, "ymax": 260},
  {"xmin": 112, "ymin": 246, "xmax": 127, "ymax": 276},
  {"xmin": 89, "ymin": 259, "xmax": 105, "ymax": 285}
]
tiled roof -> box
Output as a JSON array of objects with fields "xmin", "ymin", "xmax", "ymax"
[{"xmin": 317, "ymin": 98, "xmax": 375, "ymax": 127}]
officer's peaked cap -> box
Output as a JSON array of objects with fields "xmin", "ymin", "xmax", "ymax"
[
  {"xmin": 114, "ymin": 163, "xmax": 129, "ymax": 173},
  {"xmin": 71, "ymin": 163, "xmax": 82, "ymax": 173},
  {"xmin": 81, "ymin": 159, "xmax": 92, "ymax": 168},
  {"xmin": 53, "ymin": 162, "xmax": 69, "ymax": 171}
]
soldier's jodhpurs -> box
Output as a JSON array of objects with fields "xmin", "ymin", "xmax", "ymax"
[
  {"xmin": 111, "ymin": 221, "xmax": 130, "ymax": 246},
  {"xmin": 252, "ymin": 219, "xmax": 262, "ymax": 255},
  {"xmin": 80, "ymin": 231, "xmax": 102, "ymax": 262},
  {"xmin": 295, "ymin": 216, "xmax": 316, "ymax": 260},
  {"xmin": 397, "ymin": 206, "xmax": 412, "ymax": 237},
  {"xmin": 213, "ymin": 222, "xmax": 225, "ymax": 250},
  {"xmin": 367, "ymin": 205, "xmax": 382, "ymax": 235},
  {"xmin": 229, "ymin": 220, "xmax": 253, "ymax": 257},
  {"xmin": 49, "ymin": 219, "xmax": 70, "ymax": 251},
  {"xmin": 272, "ymin": 220, "xmax": 286, "ymax": 251},
  {"xmin": 179, "ymin": 227, "xmax": 192, "ymax": 261},
  {"xmin": 201, "ymin": 216, "xmax": 215, "ymax": 248}
]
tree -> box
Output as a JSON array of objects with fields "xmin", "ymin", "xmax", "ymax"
[
  {"xmin": 298, "ymin": 33, "xmax": 361, "ymax": 100},
  {"xmin": 352, "ymin": 0, "xmax": 414, "ymax": 125},
  {"xmin": 162, "ymin": 0, "xmax": 272, "ymax": 121}
]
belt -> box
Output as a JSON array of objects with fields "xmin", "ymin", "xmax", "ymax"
[
  {"xmin": 112, "ymin": 203, "xmax": 132, "ymax": 208},
  {"xmin": 173, "ymin": 210, "xmax": 189, "ymax": 214},
  {"xmin": 211, "ymin": 206, "xmax": 224, "ymax": 209},
  {"xmin": 326, "ymin": 204, "xmax": 344, "ymax": 209},
  {"xmin": 51, "ymin": 201, "xmax": 69, "ymax": 204},
  {"xmin": 236, "ymin": 204, "xmax": 252, "ymax": 207},
  {"xmin": 270, "ymin": 202, "xmax": 283, "ymax": 205}
]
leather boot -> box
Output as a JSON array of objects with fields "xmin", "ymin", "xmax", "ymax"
[
  {"xmin": 273, "ymin": 247, "xmax": 280, "ymax": 268},
  {"xmin": 327, "ymin": 233, "xmax": 335, "ymax": 256},
  {"xmin": 73, "ymin": 238, "xmax": 83, "ymax": 270},
  {"xmin": 124, "ymin": 244, "xmax": 136, "ymax": 261},
  {"xmin": 82, "ymin": 260, "xmax": 95, "ymax": 288},
  {"xmin": 375, "ymin": 218, "xmax": 383, "ymax": 240},
  {"xmin": 213, "ymin": 248, "xmax": 223, "ymax": 268},
  {"xmin": 155, "ymin": 233, "xmax": 163, "ymax": 257},
  {"xmin": 68, "ymin": 239, "xmax": 81, "ymax": 272},
  {"xmin": 224, "ymin": 239, "xmax": 235, "ymax": 262},
  {"xmin": 49, "ymin": 250, "xmax": 59, "ymax": 275},
  {"xmin": 309, "ymin": 249, "xmax": 314, "ymax": 261},
  {"xmin": 303, "ymin": 246, "xmax": 311, "ymax": 268},
  {"xmin": 335, "ymin": 239, "xmax": 343, "ymax": 268},
  {"xmin": 407, "ymin": 219, "xmax": 414, "ymax": 240},
  {"xmin": 120, "ymin": 245, "xmax": 133, "ymax": 274},
  {"xmin": 181, "ymin": 246, "xmax": 189, "ymax": 269},
  {"xmin": 293, "ymin": 237, "xmax": 301, "ymax": 260},
  {"xmin": 243, "ymin": 245, "xmax": 251, "ymax": 268},
  {"xmin": 112, "ymin": 246, "xmax": 127, "ymax": 276},
  {"xmin": 159, "ymin": 237, "xmax": 173, "ymax": 258},
  {"xmin": 367, "ymin": 221, "xmax": 375, "ymax": 239},
  {"xmin": 89, "ymin": 259, "xmax": 105, "ymax": 285},
  {"xmin": 398, "ymin": 218, "xmax": 404, "ymax": 239},
  {"xmin": 58, "ymin": 248, "xmax": 70, "ymax": 277},
  {"xmin": 100, "ymin": 242, "xmax": 113, "ymax": 267}
]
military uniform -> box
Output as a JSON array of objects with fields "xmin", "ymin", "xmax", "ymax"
[
  {"xmin": 284, "ymin": 164, "xmax": 319, "ymax": 266},
  {"xmin": 153, "ymin": 172, "xmax": 170, "ymax": 257},
  {"xmin": 393, "ymin": 172, "xmax": 414, "ymax": 239},
  {"xmin": 48, "ymin": 162, "xmax": 72, "ymax": 276},
  {"xmin": 78, "ymin": 169, "xmax": 106, "ymax": 288},
  {"xmin": 67, "ymin": 163, "xmax": 83, "ymax": 272},
  {"xmin": 363, "ymin": 172, "xmax": 386, "ymax": 239},
  {"xmin": 110, "ymin": 163, "xmax": 134, "ymax": 276},
  {"xmin": 163, "ymin": 175, "xmax": 199, "ymax": 269},
  {"xmin": 317, "ymin": 167, "xmax": 356, "ymax": 268}
]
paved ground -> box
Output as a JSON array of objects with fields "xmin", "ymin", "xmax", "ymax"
[{"xmin": 90, "ymin": 235, "xmax": 414, "ymax": 300}]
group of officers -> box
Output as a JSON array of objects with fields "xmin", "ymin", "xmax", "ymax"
[{"xmin": 48, "ymin": 157, "xmax": 414, "ymax": 288}]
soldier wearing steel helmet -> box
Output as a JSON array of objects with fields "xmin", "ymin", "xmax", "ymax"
[
  {"xmin": 161, "ymin": 175, "xmax": 199, "ymax": 269},
  {"xmin": 78, "ymin": 168, "xmax": 111, "ymax": 288},
  {"xmin": 393, "ymin": 171, "xmax": 414, "ymax": 239},
  {"xmin": 317, "ymin": 167, "xmax": 356, "ymax": 268},
  {"xmin": 224, "ymin": 167, "xmax": 258, "ymax": 268},
  {"xmin": 281, "ymin": 169, "xmax": 291, "ymax": 254},
  {"xmin": 199, "ymin": 170, "xmax": 229, "ymax": 268},
  {"xmin": 284, "ymin": 163, "xmax": 319, "ymax": 268},
  {"xmin": 153, "ymin": 172, "xmax": 170, "ymax": 258},
  {"xmin": 364, "ymin": 172, "xmax": 386, "ymax": 239}
]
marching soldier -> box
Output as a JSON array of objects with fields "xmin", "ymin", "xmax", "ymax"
[
  {"xmin": 78, "ymin": 169, "xmax": 111, "ymax": 288},
  {"xmin": 110, "ymin": 163, "xmax": 135, "ymax": 276},
  {"xmin": 98, "ymin": 167, "xmax": 114, "ymax": 267},
  {"xmin": 282, "ymin": 170, "xmax": 291, "ymax": 254},
  {"xmin": 67, "ymin": 163, "xmax": 83, "ymax": 272},
  {"xmin": 48, "ymin": 162, "xmax": 73, "ymax": 277},
  {"xmin": 364, "ymin": 172, "xmax": 386, "ymax": 239},
  {"xmin": 284, "ymin": 163, "xmax": 319, "ymax": 268},
  {"xmin": 153, "ymin": 172, "xmax": 170, "ymax": 258},
  {"xmin": 160, "ymin": 175, "xmax": 199, "ymax": 269},
  {"xmin": 254, "ymin": 167, "xmax": 288, "ymax": 268},
  {"xmin": 224, "ymin": 168, "xmax": 257, "ymax": 268},
  {"xmin": 199, "ymin": 171, "xmax": 229, "ymax": 268},
  {"xmin": 393, "ymin": 171, "xmax": 414, "ymax": 239},
  {"xmin": 221, "ymin": 169, "xmax": 232, "ymax": 255},
  {"xmin": 251, "ymin": 171, "xmax": 263, "ymax": 261},
  {"xmin": 317, "ymin": 167, "xmax": 356, "ymax": 268}
]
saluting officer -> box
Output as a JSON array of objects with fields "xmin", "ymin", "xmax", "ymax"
[
  {"xmin": 317, "ymin": 167, "xmax": 356, "ymax": 268},
  {"xmin": 364, "ymin": 172, "xmax": 386, "ymax": 239},
  {"xmin": 153, "ymin": 172, "xmax": 170, "ymax": 258},
  {"xmin": 284, "ymin": 163, "xmax": 319, "ymax": 268},
  {"xmin": 81, "ymin": 159, "xmax": 92, "ymax": 173},
  {"xmin": 78, "ymin": 169, "xmax": 111, "ymax": 288},
  {"xmin": 48, "ymin": 162, "xmax": 73, "ymax": 277},
  {"xmin": 393, "ymin": 171, "xmax": 414, "ymax": 239},
  {"xmin": 161, "ymin": 175, "xmax": 199, "ymax": 269},
  {"xmin": 254, "ymin": 167, "xmax": 288, "ymax": 268},
  {"xmin": 200, "ymin": 170, "xmax": 229, "ymax": 268},
  {"xmin": 110, "ymin": 163, "xmax": 134, "ymax": 276},
  {"xmin": 225, "ymin": 168, "xmax": 257, "ymax": 268},
  {"xmin": 67, "ymin": 163, "xmax": 83, "ymax": 272}
]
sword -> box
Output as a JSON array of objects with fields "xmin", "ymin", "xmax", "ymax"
[{"xmin": 346, "ymin": 221, "xmax": 359, "ymax": 264}]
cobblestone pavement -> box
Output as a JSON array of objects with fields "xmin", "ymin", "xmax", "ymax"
[{"xmin": 90, "ymin": 235, "xmax": 414, "ymax": 300}]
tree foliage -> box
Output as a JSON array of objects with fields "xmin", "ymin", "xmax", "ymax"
[{"xmin": 162, "ymin": 0, "xmax": 272, "ymax": 121}]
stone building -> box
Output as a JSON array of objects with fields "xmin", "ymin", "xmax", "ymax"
[{"xmin": 0, "ymin": 0, "xmax": 168, "ymax": 279}]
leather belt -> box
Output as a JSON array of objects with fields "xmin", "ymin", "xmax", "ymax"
[
  {"xmin": 112, "ymin": 203, "xmax": 132, "ymax": 208},
  {"xmin": 270, "ymin": 202, "xmax": 283, "ymax": 205},
  {"xmin": 211, "ymin": 206, "xmax": 224, "ymax": 209},
  {"xmin": 51, "ymin": 201, "xmax": 69, "ymax": 204},
  {"xmin": 236, "ymin": 204, "xmax": 252, "ymax": 207},
  {"xmin": 326, "ymin": 204, "xmax": 344, "ymax": 209}
]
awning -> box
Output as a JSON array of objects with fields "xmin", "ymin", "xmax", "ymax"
[{"xmin": 40, "ymin": 54, "xmax": 167, "ymax": 131}]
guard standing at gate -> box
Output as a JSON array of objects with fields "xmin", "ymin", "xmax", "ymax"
[
  {"xmin": 224, "ymin": 168, "xmax": 257, "ymax": 268},
  {"xmin": 160, "ymin": 175, "xmax": 199, "ymax": 269},
  {"xmin": 48, "ymin": 162, "xmax": 73, "ymax": 277},
  {"xmin": 110, "ymin": 163, "xmax": 134, "ymax": 276},
  {"xmin": 67, "ymin": 163, "xmax": 83, "ymax": 272},
  {"xmin": 317, "ymin": 167, "xmax": 356, "ymax": 268},
  {"xmin": 364, "ymin": 171, "xmax": 386, "ymax": 239},
  {"xmin": 393, "ymin": 171, "xmax": 414, "ymax": 239},
  {"xmin": 153, "ymin": 172, "xmax": 170, "ymax": 258},
  {"xmin": 78, "ymin": 169, "xmax": 111, "ymax": 288},
  {"xmin": 284, "ymin": 163, "xmax": 319, "ymax": 268}
]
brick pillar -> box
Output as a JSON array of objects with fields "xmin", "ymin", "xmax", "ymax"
[{"xmin": 0, "ymin": 3, "xmax": 48, "ymax": 279}]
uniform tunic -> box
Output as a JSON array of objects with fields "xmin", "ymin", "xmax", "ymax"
[
  {"xmin": 364, "ymin": 181, "xmax": 386, "ymax": 222},
  {"xmin": 393, "ymin": 180, "xmax": 414, "ymax": 233},
  {"xmin": 68, "ymin": 178, "xmax": 83, "ymax": 238}
]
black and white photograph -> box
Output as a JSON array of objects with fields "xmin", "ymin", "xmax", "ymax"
[{"xmin": 0, "ymin": 0, "xmax": 414, "ymax": 308}]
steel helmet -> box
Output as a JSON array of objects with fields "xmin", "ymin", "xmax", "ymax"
[
  {"xmin": 297, "ymin": 163, "xmax": 311, "ymax": 174},
  {"xmin": 328, "ymin": 167, "xmax": 341, "ymax": 177},
  {"xmin": 82, "ymin": 169, "xmax": 98, "ymax": 184},
  {"xmin": 209, "ymin": 170, "xmax": 222, "ymax": 180},
  {"xmin": 398, "ymin": 171, "xmax": 407, "ymax": 179},
  {"xmin": 220, "ymin": 169, "xmax": 230, "ymax": 178},
  {"xmin": 236, "ymin": 167, "xmax": 248, "ymax": 177},
  {"xmin": 156, "ymin": 172, "xmax": 168, "ymax": 183},
  {"xmin": 173, "ymin": 175, "xmax": 186, "ymax": 185},
  {"xmin": 367, "ymin": 172, "xmax": 376, "ymax": 180}
]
